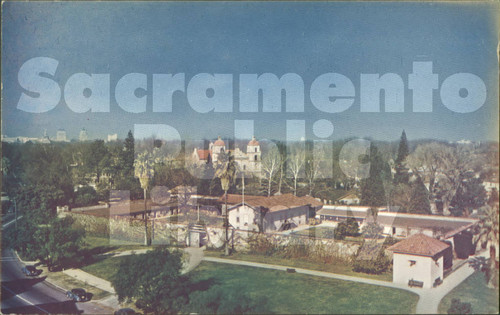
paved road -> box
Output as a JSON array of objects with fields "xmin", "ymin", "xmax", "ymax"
[{"xmin": 1, "ymin": 249, "xmax": 113, "ymax": 314}]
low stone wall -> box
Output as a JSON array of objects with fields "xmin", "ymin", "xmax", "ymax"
[
  {"xmin": 67, "ymin": 212, "xmax": 189, "ymax": 245},
  {"xmin": 69, "ymin": 212, "xmax": 361, "ymax": 260}
]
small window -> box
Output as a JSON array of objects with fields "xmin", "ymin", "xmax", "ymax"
[
  {"xmin": 254, "ymin": 155, "xmax": 257, "ymax": 161},
  {"xmin": 236, "ymin": 217, "xmax": 240, "ymax": 223},
  {"xmin": 409, "ymin": 260, "xmax": 417, "ymax": 266},
  {"xmin": 255, "ymin": 148, "xmax": 257, "ymax": 152}
]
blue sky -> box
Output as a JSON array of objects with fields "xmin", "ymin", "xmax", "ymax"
[{"xmin": 2, "ymin": 1, "xmax": 498, "ymax": 142}]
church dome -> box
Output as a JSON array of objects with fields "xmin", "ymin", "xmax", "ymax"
[
  {"xmin": 248, "ymin": 136, "xmax": 259, "ymax": 146},
  {"xmin": 214, "ymin": 136, "xmax": 225, "ymax": 146}
]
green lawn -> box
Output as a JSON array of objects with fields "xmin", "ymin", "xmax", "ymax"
[
  {"xmin": 189, "ymin": 261, "xmax": 417, "ymax": 314},
  {"xmin": 204, "ymin": 250, "xmax": 393, "ymax": 281},
  {"xmin": 82, "ymin": 235, "xmax": 154, "ymax": 253},
  {"xmin": 40, "ymin": 266, "xmax": 111, "ymax": 300},
  {"xmin": 81, "ymin": 256, "xmax": 127, "ymax": 281},
  {"xmin": 82, "ymin": 257, "xmax": 417, "ymax": 314},
  {"xmin": 438, "ymin": 271, "xmax": 499, "ymax": 314}
]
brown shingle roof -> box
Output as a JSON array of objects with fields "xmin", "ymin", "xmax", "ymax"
[
  {"xmin": 299, "ymin": 195, "xmax": 323, "ymax": 208},
  {"xmin": 219, "ymin": 194, "xmax": 262, "ymax": 204},
  {"xmin": 387, "ymin": 233, "xmax": 450, "ymax": 257},
  {"xmin": 224, "ymin": 193, "xmax": 323, "ymax": 212}
]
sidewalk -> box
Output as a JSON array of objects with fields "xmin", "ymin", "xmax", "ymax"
[
  {"xmin": 203, "ymin": 256, "xmax": 420, "ymax": 293},
  {"xmin": 203, "ymin": 252, "xmax": 487, "ymax": 314},
  {"xmin": 60, "ymin": 246, "xmax": 205, "ymax": 310},
  {"xmin": 62, "ymin": 247, "xmax": 486, "ymax": 314},
  {"xmin": 62, "ymin": 269, "xmax": 116, "ymax": 293},
  {"xmin": 414, "ymin": 250, "xmax": 488, "ymax": 314}
]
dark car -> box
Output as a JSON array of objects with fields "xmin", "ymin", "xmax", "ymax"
[
  {"xmin": 114, "ymin": 308, "xmax": 136, "ymax": 315},
  {"xmin": 66, "ymin": 288, "xmax": 87, "ymax": 302},
  {"xmin": 21, "ymin": 265, "xmax": 41, "ymax": 277}
]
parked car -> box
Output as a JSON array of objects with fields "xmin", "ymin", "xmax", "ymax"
[
  {"xmin": 21, "ymin": 265, "xmax": 41, "ymax": 277},
  {"xmin": 114, "ymin": 308, "xmax": 136, "ymax": 315},
  {"xmin": 66, "ymin": 288, "xmax": 88, "ymax": 302}
]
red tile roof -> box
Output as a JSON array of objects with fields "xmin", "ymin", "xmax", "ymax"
[
  {"xmin": 197, "ymin": 149, "xmax": 211, "ymax": 160},
  {"xmin": 214, "ymin": 136, "xmax": 225, "ymax": 146},
  {"xmin": 248, "ymin": 136, "xmax": 259, "ymax": 146},
  {"xmin": 387, "ymin": 233, "xmax": 450, "ymax": 257}
]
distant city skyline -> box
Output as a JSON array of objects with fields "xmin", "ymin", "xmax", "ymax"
[{"xmin": 2, "ymin": 2, "xmax": 498, "ymax": 142}]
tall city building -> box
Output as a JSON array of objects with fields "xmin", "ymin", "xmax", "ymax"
[
  {"xmin": 107, "ymin": 133, "xmax": 118, "ymax": 142},
  {"xmin": 79, "ymin": 128, "xmax": 89, "ymax": 141},
  {"xmin": 56, "ymin": 129, "xmax": 68, "ymax": 142}
]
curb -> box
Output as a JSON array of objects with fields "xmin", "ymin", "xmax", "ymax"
[
  {"xmin": 13, "ymin": 250, "xmax": 68, "ymax": 292},
  {"xmin": 42, "ymin": 276, "xmax": 70, "ymax": 293},
  {"xmin": 13, "ymin": 250, "xmax": 38, "ymax": 265}
]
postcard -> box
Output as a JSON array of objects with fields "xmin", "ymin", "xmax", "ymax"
[{"xmin": 1, "ymin": 1, "xmax": 498, "ymax": 314}]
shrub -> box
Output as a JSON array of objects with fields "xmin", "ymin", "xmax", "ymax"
[
  {"xmin": 362, "ymin": 222, "xmax": 384, "ymax": 239},
  {"xmin": 447, "ymin": 298, "xmax": 472, "ymax": 314},
  {"xmin": 73, "ymin": 186, "xmax": 99, "ymax": 207},
  {"xmin": 383, "ymin": 236, "xmax": 399, "ymax": 247},
  {"xmin": 352, "ymin": 254, "xmax": 391, "ymax": 274},
  {"xmin": 334, "ymin": 218, "xmax": 359, "ymax": 240},
  {"xmin": 282, "ymin": 238, "xmax": 309, "ymax": 259},
  {"xmin": 333, "ymin": 227, "xmax": 346, "ymax": 240},
  {"xmin": 352, "ymin": 242, "xmax": 391, "ymax": 274},
  {"xmin": 247, "ymin": 234, "xmax": 277, "ymax": 256}
]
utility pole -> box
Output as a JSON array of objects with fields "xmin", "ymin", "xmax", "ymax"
[
  {"xmin": 14, "ymin": 199, "xmax": 17, "ymax": 230},
  {"xmin": 224, "ymin": 191, "xmax": 229, "ymax": 256},
  {"xmin": 144, "ymin": 188, "xmax": 148, "ymax": 246}
]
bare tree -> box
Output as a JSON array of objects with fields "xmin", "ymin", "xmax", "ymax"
[
  {"xmin": 407, "ymin": 142, "xmax": 441, "ymax": 213},
  {"xmin": 261, "ymin": 147, "xmax": 282, "ymax": 197},
  {"xmin": 408, "ymin": 142, "xmax": 483, "ymax": 215},
  {"xmin": 287, "ymin": 146, "xmax": 305, "ymax": 196},
  {"xmin": 304, "ymin": 143, "xmax": 329, "ymax": 196}
]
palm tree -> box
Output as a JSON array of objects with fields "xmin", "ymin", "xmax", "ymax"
[
  {"xmin": 134, "ymin": 149, "xmax": 160, "ymax": 246},
  {"xmin": 471, "ymin": 205, "xmax": 499, "ymax": 288},
  {"xmin": 214, "ymin": 152, "xmax": 237, "ymax": 256}
]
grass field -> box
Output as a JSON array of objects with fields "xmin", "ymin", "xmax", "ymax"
[
  {"xmin": 40, "ymin": 266, "xmax": 111, "ymax": 300},
  {"xmin": 190, "ymin": 261, "xmax": 417, "ymax": 314},
  {"xmin": 81, "ymin": 256, "xmax": 126, "ymax": 281},
  {"xmin": 81, "ymin": 257, "xmax": 417, "ymax": 314},
  {"xmin": 438, "ymin": 271, "xmax": 499, "ymax": 314},
  {"xmin": 81, "ymin": 235, "xmax": 154, "ymax": 255},
  {"xmin": 204, "ymin": 250, "xmax": 393, "ymax": 281}
]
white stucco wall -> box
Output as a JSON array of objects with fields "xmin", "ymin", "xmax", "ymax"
[
  {"xmin": 230, "ymin": 204, "xmax": 309, "ymax": 233},
  {"xmin": 383, "ymin": 226, "xmax": 434, "ymax": 238},
  {"xmin": 393, "ymin": 253, "xmax": 443, "ymax": 289},
  {"xmin": 229, "ymin": 205, "xmax": 259, "ymax": 231},
  {"xmin": 263, "ymin": 206, "xmax": 309, "ymax": 232}
]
